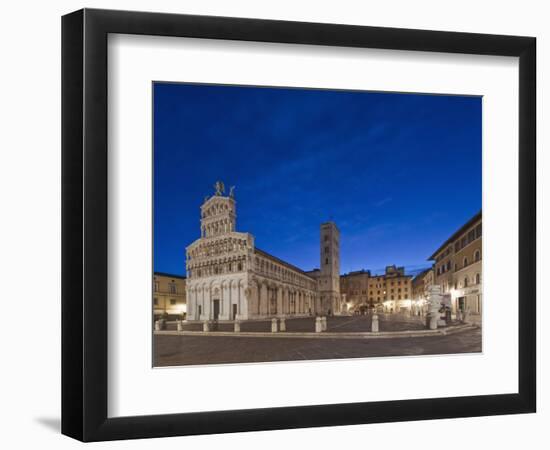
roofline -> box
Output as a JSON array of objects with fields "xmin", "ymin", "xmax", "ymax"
[
  {"xmin": 412, "ymin": 268, "xmax": 433, "ymax": 281},
  {"xmin": 201, "ymin": 194, "xmax": 235, "ymax": 208},
  {"xmin": 321, "ymin": 221, "xmax": 340, "ymax": 232},
  {"xmin": 341, "ymin": 269, "xmax": 370, "ymax": 277},
  {"xmin": 428, "ymin": 211, "xmax": 482, "ymax": 261},
  {"xmin": 154, "ymin": 271, "xmax": 187, "ymax": 280},
  {"xmin": 254, "ymin": 248, "xmax": 315, "ymax": 278}
]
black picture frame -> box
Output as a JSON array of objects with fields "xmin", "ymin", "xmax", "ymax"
[{"xmin": 62, "ymin": 8, "xmax": 536, "ymax": 442}]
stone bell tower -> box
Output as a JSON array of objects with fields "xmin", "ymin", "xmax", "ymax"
[
  {"xmin": 318, "ymin": 221, "xmax": 341, "ymax": 315},
  {"xmin": 200, "ymin": 181, "xmax": 236, "ymax": 238}
]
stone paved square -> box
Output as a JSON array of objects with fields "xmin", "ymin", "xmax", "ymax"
[{"xmin": 154, "ymin": 315, "xmax": 481, "ymax": 367}]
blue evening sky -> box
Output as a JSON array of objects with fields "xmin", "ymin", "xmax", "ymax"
[{"xmin": 154, "ymin": 83, "xmax": 481, "ymax": 277}]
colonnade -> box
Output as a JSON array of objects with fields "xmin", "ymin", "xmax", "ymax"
[{"xmin": 249, "ymin": 280, "xmax": 316, "ymax": 318}]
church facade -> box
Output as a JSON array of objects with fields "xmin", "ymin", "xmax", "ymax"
[{"xmin": 185, "ymin": 182, "xmax": 342, "ymax": 322}]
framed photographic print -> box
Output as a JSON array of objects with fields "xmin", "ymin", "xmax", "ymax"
[{"xmin": 62, "ymin": 8, "xmax": 536, "ymax": 442}]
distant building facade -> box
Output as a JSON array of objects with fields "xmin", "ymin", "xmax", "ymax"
[
  {"xmin": 184, "ymin": 182, "xmax": 341, "ymax": 322},
  {"xmin": 412, "ymin": 268, "xmax": 434, "ymax": 302},
  {"xmin": 340, "ymin": 270, "xmax": 370, "ymax": 313},
  {"xmin": 428, "ymin": 211, "xmax": 482, "ymax": 316},
  {"xmin": 153, "ymin": 272, "xmax": 187, "ymax": 318},
  {"xmin": 340, "ymin": 265, "xmax": 413, "ymax": 313}
]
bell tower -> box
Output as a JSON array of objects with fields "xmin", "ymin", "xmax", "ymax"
[
  {"xmin": 318, "ymin": 222, "xmax": 341, "ymax": 315},
  {"xmin": 200, "ymin": 181, "xmax": 236, "ymax": 238}
]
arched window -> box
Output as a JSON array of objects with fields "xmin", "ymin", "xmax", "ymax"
[
  {"xmin": 476, "ymin": 273, "xmax": 481, "ymax": 284},
  {"xmin": 474, "ymin": 250, "xmax": 481, "ymax": 262},
  {"xmin": 464, "ymin": 277, "xmax": 469, "ymax": 287},
  {"xmin": 463, "ymin": 257, "xmax": 468, "ymax": 268}
]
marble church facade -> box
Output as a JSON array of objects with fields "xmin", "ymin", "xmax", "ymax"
[{"xmin": 185, "ymin": 182, "xmax": 341, "ymax": 322}]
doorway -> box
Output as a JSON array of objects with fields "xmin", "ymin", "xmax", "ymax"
[
  {"xmin": 213, "ymin": 299, "xmax": 220, "ymax": 320},
  {"xmin": 232, "ymin": 304, "xmax": 238, "ymax": 320}
]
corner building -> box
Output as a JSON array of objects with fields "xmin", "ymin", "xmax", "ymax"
[
  {"xmin": 185, "ymin": 184, "xmax": 341, "ymax": 321},
  {"xmin": 428, "ymin": 211, "xmax": 482, "ymax": 317}
]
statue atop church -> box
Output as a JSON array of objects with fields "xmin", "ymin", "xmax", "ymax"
[
  {"xmin": 214, "ymin": 180, "xmax": 225, "ymax": 196},
  {"xmin": 229, "ymin": 185, "xmax": 235, "ymax": 198}
]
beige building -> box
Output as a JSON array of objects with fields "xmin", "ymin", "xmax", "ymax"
[
  {"xmin": 153, "ymin": 272, "xmax": 187, "ymax": 319},
  {"xmin": 411, "ymin": 268, "xmax": 433, "ymax": 315},
  {"xmin": 412, "ymin": 268, "xmax": 434, "ymax": 302},
  {"xmin": 340, "ymin": 270, "xmax": 370, "ymax": 313},
  {"xmin": 340, "ymin": 265, "xmax": 412, "ymax": 313},
  {"xmin": 185, "ymin": 182, "xmax": 341, "ymax": 322},
  {"xmin": 428, "ymin": 211, "xmax": 482, "ymax": 317},
  {"xmin": 380, "ymin": 265, "xmax": 413, "ymax": 313}
]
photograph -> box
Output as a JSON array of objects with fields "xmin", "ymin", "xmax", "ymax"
[{"xmin": 152, "ymin": 82, "xmax": 483, "ymax": 367}]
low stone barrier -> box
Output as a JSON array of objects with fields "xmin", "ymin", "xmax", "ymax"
[
  {"xmin": 315, "ymin": 317, "xmax": 322, "ymax": 333},
  {"xmin": 371, "ymin": 314, "xmax": 379, "ymax": 333}
]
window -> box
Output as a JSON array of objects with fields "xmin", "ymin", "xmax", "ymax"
[
  {"xmin": 464, "ymin": 277, "xmax": 469, "ymax": 287},
  {"xmin": 324, "ymin": 235, "xmax": 329, "ymax": 241},
  {"xmin": 169, "ymin": 284, "xmax": 176, "ymax": 294},
  {"xmin": 154, "ymin": 282, "xmax": 159, "ymax": 292},
  {"xmin": 153, "ymin": 298, "xmax": 158, "ymax": 306},
  {"xmin": 475, "ymin": 250, "xmax": 481, "ymax": 262},
  {"xmin": 170, "ymin": 299, "xmax": 176, "ymax": 305},
  {"xmin": 463, "ymin": 257, "xmax": 468, "ymax": 267},
  {"xmin": 324, "ymin": 247, "xmax": 329, "ymax": 254},
  {"xmin": 325, "ymin": 258, "xmax": 329, "ymax": 265},
  {"xmin": 238, "ymin": 262, "xmax": 242, "ymax": 271},
  {"xmin": 475, "ymin": 223, "xmax": 482, "ymax": 238},
  {"xmin": 476, "ymin": 273, "xmax": 481, "ymax": 284},
  {"xmin": 446, "ymin": 261, "xmax": 451, "ymax": 271}
]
